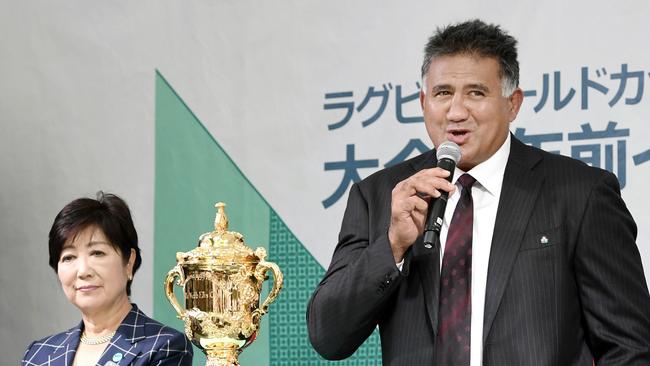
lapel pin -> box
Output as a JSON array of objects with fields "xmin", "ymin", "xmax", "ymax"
[
  {"xmin": 112, "ymin": 352, "xmax": 123, "ymax": 363},
  {"xmin": 540, "ymin": 236, "xmax": 549, "ymax": 245}
]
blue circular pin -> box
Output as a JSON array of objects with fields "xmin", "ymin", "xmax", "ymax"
[{"xmin": 112, "ymin": 353, "xmax": 123, "ymax": 362}]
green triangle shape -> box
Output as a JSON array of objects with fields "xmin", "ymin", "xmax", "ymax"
[{"xmin": 154, "ymin": 70, "xmax": 382, "ymax": 365}]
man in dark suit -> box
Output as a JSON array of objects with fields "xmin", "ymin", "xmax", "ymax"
[{"xmin": 307, "ymin": 19, "xmax": 650, "ymax": 365}]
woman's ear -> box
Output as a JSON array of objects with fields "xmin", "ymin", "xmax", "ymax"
[{"xmin": 127, "ymin": 248, "xmax": 136, "ymax": 280}]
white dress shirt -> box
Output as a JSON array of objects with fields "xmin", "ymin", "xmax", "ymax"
[{"xmin": 439, "ymin": 134, "xmax": 510, "ymax": 366}]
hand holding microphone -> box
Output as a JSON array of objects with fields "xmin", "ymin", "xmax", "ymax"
[{"xmin": 388, "ymin": 141, "xmax": 460, "ymax": 262}]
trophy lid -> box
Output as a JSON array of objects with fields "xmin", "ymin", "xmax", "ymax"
[{"xmin": 175, "ymin": 202, "xmax": 265, "ymax": 265}]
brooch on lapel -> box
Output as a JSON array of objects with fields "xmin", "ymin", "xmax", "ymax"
[{"xmin": 103, "ymin": 352, "xmax": 123, "ymax": 366}]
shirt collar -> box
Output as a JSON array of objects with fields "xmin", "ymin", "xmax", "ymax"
[{"xmin": 453, "ymin": 133, "xmax": 511, "ymax": 196}]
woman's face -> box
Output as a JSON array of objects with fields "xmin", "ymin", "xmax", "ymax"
[{"xmin": 57, "ymin": 225, "xmax": 135, "ymax": 314}]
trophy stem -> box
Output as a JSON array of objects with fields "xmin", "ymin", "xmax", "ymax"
[{"xmin": 205, "ymin": 346, "xmax": 240, "ymax": 366}]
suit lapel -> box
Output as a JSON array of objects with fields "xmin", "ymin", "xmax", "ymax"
[
  {"xmin": 48, "ymin": 325, "xmax": 81, "ymax": 366},
  {"xmin": 96, "ymin": 333, "xmax": 136, "ymax": 366},
  {"xmin": 482, "ymin": 137, "xmax": 544, "ymax": 345},
  {"xmin": 413, "ymin": 236, "xmax": 442, "ymax": 334},
  {"xmin": 408, "ymin": 149, "xmax": 442, "ymax": 334},
  {"xmin": 96, "ymin": 304, "xmax": 146, "ymax": 366}
]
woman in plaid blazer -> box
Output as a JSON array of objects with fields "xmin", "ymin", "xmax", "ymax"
[{"xmin": 21, "ymin": 192, "xmax": 193, "ymax": 366}]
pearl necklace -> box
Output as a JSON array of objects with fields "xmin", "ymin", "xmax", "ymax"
[{"xmin": 80, "ymin": 330, "xmax": 116, "ymax": 345}]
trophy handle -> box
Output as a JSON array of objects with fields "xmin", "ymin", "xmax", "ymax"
[
  {"xmin": 165, "ymin": 264, "xmax": 186, "ymax": 318},
  {"xmin": 255, "ymin": 260, "xmax": 284, "ymax": 317}
]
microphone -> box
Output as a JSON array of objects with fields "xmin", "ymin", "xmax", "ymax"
[{"xmin": 423, "ymin": 141, "xmax": 461, "ymax": 249}]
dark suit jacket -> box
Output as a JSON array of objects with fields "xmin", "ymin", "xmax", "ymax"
[
  {"xmin": 307, "ymin": 136, "xmax": 650, "ymax": 365},
  {"xmin": 21, "ymin": 304, "xmax": 193, "ymax": 366}
]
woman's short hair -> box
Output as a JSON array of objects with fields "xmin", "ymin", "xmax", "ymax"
[{"xmin": 48, "ymin": 192, "xmax": 142, "ymax": 296}]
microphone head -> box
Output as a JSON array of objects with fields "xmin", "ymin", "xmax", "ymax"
[{"xmin": 436, "ymin": 141, "xmax": 461, "ymax": 163}]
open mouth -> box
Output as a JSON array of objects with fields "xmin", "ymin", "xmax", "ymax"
[{"xmin": 447, "ymin": 130, "xmax": 471, "ymax": 144}]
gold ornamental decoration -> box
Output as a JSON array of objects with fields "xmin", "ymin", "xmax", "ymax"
[{"xmin": 165, "ymin": 202, "xmax": 283, "ymax": 366}]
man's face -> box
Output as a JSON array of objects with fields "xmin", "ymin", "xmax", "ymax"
[{"xmin": 420, "ymin": 54, "xmax": 523, "ymax": 171}]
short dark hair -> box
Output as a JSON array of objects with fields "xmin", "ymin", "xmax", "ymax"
[
  {"xmin": 421, "ymin": 19, "xmax": 519, "ymax": 95},
  {"xmin": 48, "ymin": 192, "xmax": 142, "ymax": 296}
]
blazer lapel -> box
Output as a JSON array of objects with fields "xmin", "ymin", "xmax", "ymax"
[
  {"xmin": 413, "ymin": 235, "xmax": 442, "ymax": 334},
  {"xmin": 482, "ymin": 137, "xmax": 544, "ymax": 345},
  {"xmin": 95, "ymin": 304, "xmax": 146, "ymax": 366},
  {"xmin": 409, "ymin": 149, "xmax": 442, "ymax": 335},
  {"xmin": 96, "ymin": 333, "xmax": 136, "ymax": 366},
  {"xmin": 48, "ymin": 325, "xmax": 81, "ymax": 366}
]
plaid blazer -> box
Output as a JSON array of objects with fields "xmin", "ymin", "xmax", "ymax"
[{"xmin": 21, "ymin": 304, "xmax": 193, "ymax": 366}]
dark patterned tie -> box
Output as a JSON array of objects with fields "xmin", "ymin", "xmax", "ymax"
[{"xmin": 436, "ymin": 174, "xmax": 476, "ymax": 366}]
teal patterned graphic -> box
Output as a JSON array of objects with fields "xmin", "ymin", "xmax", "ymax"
[{"xmin": 269, "ymin": 211, "xmax": 382, "ymax": 365}]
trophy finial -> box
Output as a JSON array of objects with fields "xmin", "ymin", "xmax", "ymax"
[{"xmin": 214, "ymin": 202, "xmax": 229, "ymax": 233}]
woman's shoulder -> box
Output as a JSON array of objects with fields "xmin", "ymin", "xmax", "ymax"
[
  {"xmin": 140, "ymin": 311, "xmax": 186, "ymax": 339},
  {"xmin": 119, "ymin": 304, "xmax": 193, "ymax": 364},
  {"xmin": 122, "ymin": 304, "xmax": 189, "ymax": 346},
  {"xmin": 22, "ymin": 326, "xmax": 81, "ymax": 364},
  {"xmin": 28, "ymin": 326, "xmax": 81, "ymax": 349}
]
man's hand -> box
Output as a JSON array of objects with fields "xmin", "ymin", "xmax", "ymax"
[{"xmin": 388, "ymin": 168, "xmax": 456, "ymax": 263}]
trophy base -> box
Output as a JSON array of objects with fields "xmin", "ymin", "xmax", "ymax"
[{"xmin": 205, "ymin": 346, "xmax": 240, "ymax": 366}]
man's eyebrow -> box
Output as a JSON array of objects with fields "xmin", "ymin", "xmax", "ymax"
[
  {"xmin": 430, "ymin": 84, "xmax": 452, "ymax": 93},
  {"xmin": 429, "ymin": 83, "xmax": 491, "ymax": 93},
  {"xmin": 465, "ymin": 83, "xmax": 490, "ymax": 92}
]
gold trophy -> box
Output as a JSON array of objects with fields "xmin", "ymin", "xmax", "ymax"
[{"xmin": 165, "ymin": 202, "xmax": 283, "ymax": 366}]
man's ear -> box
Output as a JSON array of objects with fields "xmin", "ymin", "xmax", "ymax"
[
  {"xmin": 508, "ymin": 88, "xmax": 524, "ymax": 122},
  {"xmin": 420, "ymin": 89, "xmax": 426, "ymax": 110}
]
